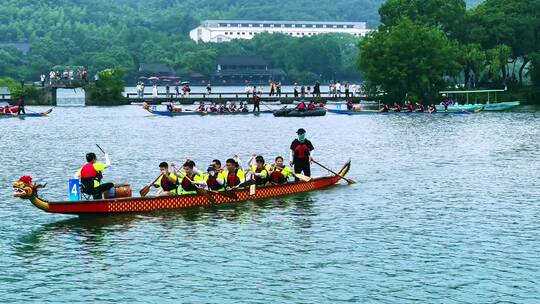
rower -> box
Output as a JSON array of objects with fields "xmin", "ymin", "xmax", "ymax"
[
  {"xmin": 224, "ymin": 158, "xmax": 246, "ymax": 188},
  {"xmin": 204, "ymin": 164, "xmax": 225, "ymax": 191},
  {"xmin": 153, "ymin": 162, "xmax": 179, "ymax": 196},
  {"xmin": 415, "ymin": 102, "xmax": 425, "ymax": 112},
  {"xmin": 229, "ymin": 102, "xmax": 237, "ymax": 112},
  {"xmin": 269, "ymin": 156, "xmax": 293, "ymax": 184},
  {"xmin": 428, "ymin": 104, "xmax": 437, "ymax": 113},
  {"xmin": 379, "ymin": 104, "xmax": 389, "ymax": 112},
  {"xmin": 209, "ymin": 102, "xmax": 217, "ymax": 112},
  {"xmin": 248, "ymin": 155, "xmax": 270, "ymax": 186},
  {"xmin": 347, "ymin": 100, "xmax": 354, "ymax": 111},
  {"xmin": 290, "ymin": 128, "xmax": 314, "ymax": 178},
  {"xmin": 391, "ymin": 102, "xmax": 401, "ymax": 112},
  {"xmin": 308, "ymin": 101, "xmax": 316, "ymax": 111},
  {"xmin": 197, "ymin": 102, "xmax": 206, "ymax": 112},
  {"xmin": 405, "ymin": 101, "xmax": 414, "ymax": 112},
  {"xmin": 297, "ymin": 101, "xmax": 307, "ymax": 112},
  {"xmin": 218, "ymin": 103, "xmax": 226, "ymax": 113},
  {"xmin": 176, "ymin": 160, "xmax": 205, "ymax": 195},
  {"xmin": 241, "ymin": 103, "xmax": 249, "ymax": 112},
  {"xmin": 75, "ymin": 152, "xmax": 114, "ymax": 200},
  {"xmin": 167, "ymin": 101, "xmax": 174, "ymax": 112}
]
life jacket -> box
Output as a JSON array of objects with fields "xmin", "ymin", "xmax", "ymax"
[
  {"xmin": 406, "ymin": 104, "xmax": 413, "ymax": 112},
  {"xmin": 270, "ymin": 167, "xmax": 287, "ymax": 184},
  {"xmin": 180, "ymin": 174, "xmax": 198, "ymax": 192},
  {"xmin": 308, "ymin": 104, "xmax": 315, "ymax": 110},
  {"xmin": 161, "ymin": 173, "xmax": 179, "ymax": 192},
  {"xmin": 80, "ymin": 163, "xmax": 102, "ymax": 191},
  {"xmin": 227, "ymin": 170, "xmax": 241, "ymax": 187},
  {"xmin": 298, "ymin": 103, "xmax": 306, "ymax": 110},
  {"xmin": 294, "ymin": 142, "xmax": 311, "ymax": 160},
  {"xmin": 251, "ymin": 165, "xmax": 269, "ymax": 185},
  {"xmin": 206, "ymin": 175, "xmax": 223, "ymax": 191}
]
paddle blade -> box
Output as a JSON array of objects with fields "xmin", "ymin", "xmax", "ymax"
[
  {"xmin": 293, "ymin": 173, "xmax": 311, "ymax": 182},
  {"xmin": 139, "ymin": 185, "xmax": 151, "ymax": 197}
]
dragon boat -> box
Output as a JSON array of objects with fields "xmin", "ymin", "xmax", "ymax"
[
  {"xmin": 143, "ymin": 104, "xmax": 272, "ymax": 116},
  {"xmin": 13, "ymin": 162, "xmax": 351, "ymax": 216},
  {"xmin": 327, "ymin": 109, "xmax": 479, "ymax": 115},
  {"xmin": 0, "ymin": 108, "xmax": 52, "ymax": 118}
]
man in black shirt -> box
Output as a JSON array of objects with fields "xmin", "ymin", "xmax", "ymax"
[{"xmin": 290, "ymin": 128, "xmax": 314, "ymax": 179}]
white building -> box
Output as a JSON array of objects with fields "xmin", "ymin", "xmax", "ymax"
[{"xmin": 190, "ymin": 20, "xmax": 371, "ymax": 43}]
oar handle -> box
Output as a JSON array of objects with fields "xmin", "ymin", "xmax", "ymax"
[{"xmin": 96, "ymin": 144, "xmax": 106, "ymax": 154}]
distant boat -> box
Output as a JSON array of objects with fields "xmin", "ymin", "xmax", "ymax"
[{"xmin": 439, "ymin": 89, "xmax": 521, "ymax": 111}]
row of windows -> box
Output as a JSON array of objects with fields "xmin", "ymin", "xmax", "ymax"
[
  {"xmin": 222, "ymin": 31, "xmax": 365, "ymax": 36},
  {"xmin": 217, "ymin": 23, "xmax": 355, "ymax": 29}
]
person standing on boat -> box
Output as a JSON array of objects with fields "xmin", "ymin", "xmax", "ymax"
[
  {"xmin": 290, "ymin": 128, "xmax": 314, "ymax": 178},
  {"xmin": 76, "ymin": 152, "xmax": 114, "ymax": 200},
  {"xmin": 253, "ymin": 93, "xmax": 261, "ymax": 112},
  {"xmin": 17, "ymin": 96, "xmax": 25, "ymax": 115},
  {"xmin": 153, "ymin": 162, "xmax": 179, "ymax": 196}
]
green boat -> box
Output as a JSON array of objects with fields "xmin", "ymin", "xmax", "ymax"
[
  {"xmin": 436, "ymin": 101, "xmax": 520, "ymax": 112},
  {"xmin": 439, "ymin": 89, "xmax": 521, "ymax": 111}
]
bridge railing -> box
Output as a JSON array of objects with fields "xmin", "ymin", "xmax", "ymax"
[
  {"xmin": 0, "ymin": 94, "xmax": 11, "ymax": 102},
  {"xmin": 126, "ymin": 91, "xmax": 364, "ymax": 99}
]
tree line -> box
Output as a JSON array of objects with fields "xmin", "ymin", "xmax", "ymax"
[{"xmin": 357, "ymin": 0, "xmax": 540, "ymax": 103}]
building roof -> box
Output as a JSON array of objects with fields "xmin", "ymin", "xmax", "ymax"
[
  {"xmin": 202, "ymin": 20, "xmax": 366, "ymax": 27},
  {"xmin": 139, "ymin": 64, "xmax": 175, "ymax": 74},
  {"xmin": 217, "ymin": 56, "xmax": 268, "ymax": 66}
]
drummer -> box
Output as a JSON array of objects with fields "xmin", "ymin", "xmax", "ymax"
[{"xmin": 75, "ymin": 152, "xmax": 114, "ymax": 199}]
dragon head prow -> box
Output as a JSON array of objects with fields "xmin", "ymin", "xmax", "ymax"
[{"xmin": 13, "ymin": 176, "xmax": 41, "ymax": 199}]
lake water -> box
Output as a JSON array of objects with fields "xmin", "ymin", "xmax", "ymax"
[{"xmin": 1, "ymin": 105, "xmax": 539, "ymax": 303}]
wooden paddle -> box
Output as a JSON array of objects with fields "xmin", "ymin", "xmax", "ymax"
[
  {"xmin": 312, "ymin": 159, "xmax": 356, "ymax": 184},
  {"xmin": 139, "ymin": 175, "xmax": 162, "ymax": 197},
  {"xmin": 293, "ymin": 173, "xmax": 311, "ymax": 182}
]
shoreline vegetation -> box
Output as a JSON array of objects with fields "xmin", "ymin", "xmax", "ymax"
[{"xmin": 357, "ymin": 0, "xmax": 540, "ymax": 104}]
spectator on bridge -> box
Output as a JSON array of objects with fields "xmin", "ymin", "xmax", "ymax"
[
  {"xmin": 40, "ymin": 74, "xmax": 46, "ymax": 87},
  {"xmin": 277, "ymin": 82, "xmax": 282, "ymax": 97},
  {"xmin": 294, "ymin": 83, "xmax": 299, "ymax": 98},
  {"xmin": 175, "ymin": 83, "xmax": 180, "ymax": 98},
  {"xmin": 313, "ymin": 81, "xmax": 321, "ymax": 97},
  {"xmin": 206, "ymin": 83, "xmax": 212, "ymax": 95},
  {"xmin": 80, "ymin": 69, "xmax": 88, "ymax": 83},
  {"xmin": 300, "ymin": 85, "xmax": 305, "ymax": 98},
  {"xmin": 335, "ymin": 81, "xmax": 342, "ymax": 97},
  {"xmin": 152, "ymin": 84, "xmax": 158, "ymax": 98},
  {"xmin": 307, "ymin": 86, "xmax": 311, "ymax": 97},
  {"xmin": 345, "ymin": 82, "xmax": 350, "ymax": 98},
  {"xmin": 245, "ymin": 84, "xmax": 251, "ymax": 98},
  {"xmin": 49, "ymin": 71, "xmax": 55, "ymax": 85},
  {"xmin": 351, "ymin": 83, "xmax": 358, "ymax": 97},
  {"xmin": 165, "ymin": 84, "xmax": 170, "ymax": 98},
  {"xmin": 94, "ymin": 73, "xmax": 99, "ymax": 84}
]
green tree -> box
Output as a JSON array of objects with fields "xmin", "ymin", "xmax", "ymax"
[
  {"xmin": 357, "ymin": 18, "xmax": 461, "ymax": 102},
  {"xmin": 379, "ymin": 0, "xmax": 467, "ymax": 40},
  {"xmin": 85, "ymin": 68, "xmax": 127, "ymax": 105},
  {"xmin": 468, "ymin": 0, "xmax": 540, "ymax": 84},
  {"xmin": 459, "ymin": 43, "xmax": 486, "ymax": 88}
]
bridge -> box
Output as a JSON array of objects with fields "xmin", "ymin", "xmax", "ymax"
[{"xmin": 126, "ymin": 91, "xmax": 368, "ymax": 105}]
